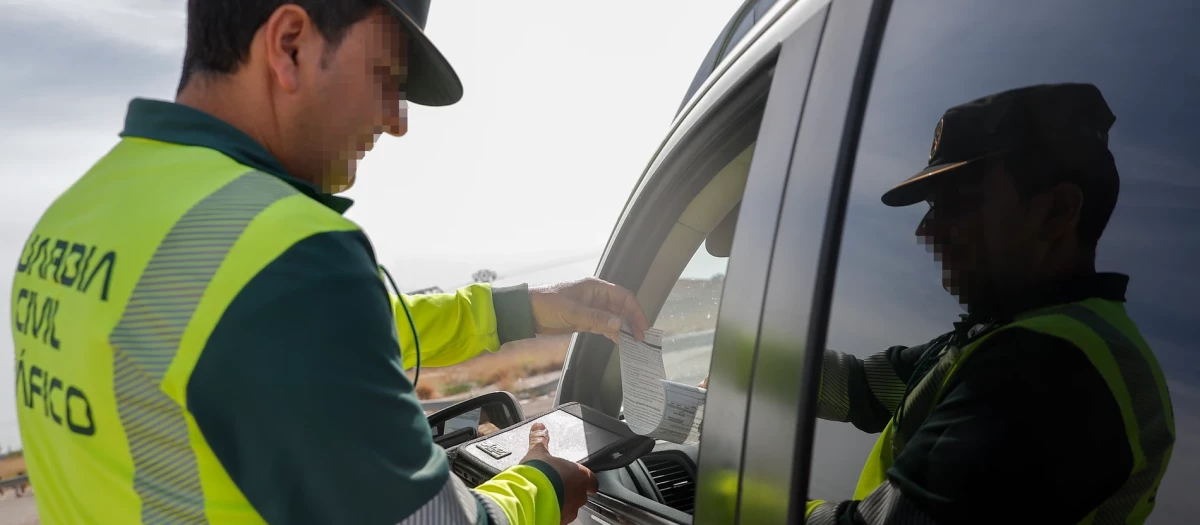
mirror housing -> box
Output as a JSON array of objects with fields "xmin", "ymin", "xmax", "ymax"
[
  {"xmin": 428, "ymin": 391, "xmax": 525, "ymax": 449},
  {"xmin": 706, "ymin": 202, "xmax": 740, "ymax": 258}
]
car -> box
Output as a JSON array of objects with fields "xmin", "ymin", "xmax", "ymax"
[{"xmin": 446, "ymin": 0, "xmax": 1199, "ymax": 522}]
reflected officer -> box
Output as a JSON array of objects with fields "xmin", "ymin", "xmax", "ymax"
[{"xmin": 805, "ymin": 84, "xmax": 1176, "ymax": 524}]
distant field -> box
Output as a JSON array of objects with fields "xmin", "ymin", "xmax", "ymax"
[
  {"xmin": 0, "ymin": 453, "xmax": 24, "ymax": 480},
  {"xmin": 414, "ymin": 277, "xmax": 723, "ymax": 399},
  {"xmin": 412, "ymin": 335, "xmax": 571, "ymax": 399}
]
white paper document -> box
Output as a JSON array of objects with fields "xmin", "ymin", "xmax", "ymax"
[{"xmin": 619, "ymin": 327, "xmax": 706, "ymax": 444}]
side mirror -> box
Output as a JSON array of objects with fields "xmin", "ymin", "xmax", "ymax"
[
  {"xmin": 428, "ymin": 391, "xmax": 525, "ymax": 449},
  {"xmin": 706, "ymin": 202, "xmax": 740, "ymax": 258}
]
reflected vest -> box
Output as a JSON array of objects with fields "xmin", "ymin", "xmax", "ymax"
[
  {"xmin": 853, "ymin": 298, "xmax": 1175, "ymax": 524},
  {"xmin": 11, "ymin": 137, "xmax": 359, "ymax": 524}
]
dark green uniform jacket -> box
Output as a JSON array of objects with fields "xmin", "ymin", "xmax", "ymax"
[
  {"xmin": 13, "ymin": 98, "xmax": 565, "ymax": 525},
  {"xmin": 807, "ymin": 273, "xmax": 1175, "ymax": 525}
]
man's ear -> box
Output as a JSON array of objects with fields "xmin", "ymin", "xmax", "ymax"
[
  {"xmin": 1038, "ymin": 182, "xmax": 1084, "ymax": 241},
  {"xmin": 260, "ymin": 5, "xmax": 320, "ymax": 93}
]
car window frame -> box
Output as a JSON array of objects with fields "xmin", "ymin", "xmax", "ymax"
[
  {"xmin": 556, "ymin": 55, "xmax": 776, "ymax": 415},
  {"xmin": 551, "ymin": 2, "xmax": 835, "ymax": 523},
  {"xmin": 557, "ymin": 51, "xmax": 775, "ymax": 525},
  {"xmin": 689, "ymin": 3, "xmax": 836, "ymax": 523},
  {"xmin": 675, "ymin": 1, "xmax": 754, "ymax": 116},
  {"xmin": 677, "ymin": 0, "xmax": 793, "ymax": 119},
  {"xmin": 555, "ymin": 0, "xmax": 817, "ymax": 415},
  {"xmin": 670, "ymin": 0, "xmax": 807, "ymax": 132},
  {"xmin": 733, "ymin": 0, "xmax": 895, "ymax": 522}
]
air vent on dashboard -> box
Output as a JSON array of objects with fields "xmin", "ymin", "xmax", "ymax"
[{"xmin": 643, "ymin": 454, "xmax": 696, "ymax": 514}]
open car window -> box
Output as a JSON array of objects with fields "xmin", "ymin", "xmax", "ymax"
[
  {"xmin": 656, "ymin": 242, "xmax": 729, "ymax": 387},
  {"xmin": 557, "ymin": 49, "xmax": 776, "ymax": 522}
]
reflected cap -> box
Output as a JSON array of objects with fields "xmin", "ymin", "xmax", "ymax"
[{"xmin": 882, "ymin": 83, "xmax": 1117, "ymax": 207}]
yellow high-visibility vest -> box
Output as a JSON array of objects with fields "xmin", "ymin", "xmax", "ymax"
[
  {"xmin": 847, "ymin": 298, "xmax": 1174, "ymax": 525},
  {"xmin": 12, "ymin": 99, "xmax": 560, "ymax": 525}
]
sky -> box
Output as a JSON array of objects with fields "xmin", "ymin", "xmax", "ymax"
[{"xmin": 0, "ymin": 0, "xmax": 743, "ymax": 448}]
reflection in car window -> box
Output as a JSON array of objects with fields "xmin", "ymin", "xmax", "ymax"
[
  {"xmin": 657, "ymin": 244, "xmax": 729, "ymax": 387},
  {"xmin": 809, "ymin": 0, "xmax": 1198, "ymax": 523}
]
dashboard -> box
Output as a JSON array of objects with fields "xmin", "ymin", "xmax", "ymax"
[
  {"xmin": 449, "ymin": 440, "xmax": 699, "ymax": 523},
  {"xmin": 596, "ymin": 441, "xmax": 699, "ymax": 522}
]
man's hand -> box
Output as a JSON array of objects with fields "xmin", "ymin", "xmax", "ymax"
[
  {"xmin": 530, "ymin": 277, "xmax": 650, "ymax": 343},
  {"xmin": 521, "ymin": 422, "xmax": 598, "ymax": 524},
  {"xmin": 698, "ymin": 375, "xmax": 709, "ymax": 389}
]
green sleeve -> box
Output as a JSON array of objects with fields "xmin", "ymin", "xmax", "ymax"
[
  {"xmin": 186, "ymin": 230, "xmax": 544, "ymax": 524},
  {"xmin": 391, "ymin": 284, "xmax": 536, "ymax": 369},
  {"xmin": 818, "ymin": 343, "xmax": 930, "ymax": 433}
]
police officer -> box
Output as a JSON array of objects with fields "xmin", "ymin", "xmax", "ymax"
[
  {"xmin": 11, "ymin": 1, "xmax": 649, "ymax": 524},
  {"xmin": 803, "ymin": 84, "xmax": 1175, "ymax": 524}
]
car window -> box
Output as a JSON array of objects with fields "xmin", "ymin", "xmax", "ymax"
[
  {"xmin": 568, "ymin": 59, "xmax": 771, "ymax": 522},
  {"xmin": 809, "ymin": 0, "xmax": 1198, "ymax": 523},
  {"xmin": 656, "ymin": 242, "xmax": 729, "ymax": 386}
]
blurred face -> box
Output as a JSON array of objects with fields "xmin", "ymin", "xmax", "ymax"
[
  {"xmin": 916, "ymin": 163, "xmax": 1046, "ymax": 312},
  {"xmin": 270, "ymin": 7, "xmax": 408, "ymax": 192}
]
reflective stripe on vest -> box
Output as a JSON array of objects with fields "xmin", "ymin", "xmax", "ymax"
[
  {"xmin": 852, "ymin": 298, "xmax": 1175, "ymax": 525},
  {"xmin": 109, "ymin": 172, "xmax": 295, "ymax": 523},
  {"xmin": 13, "ymin": 138, "xmax": 359, "ymax": 524}
]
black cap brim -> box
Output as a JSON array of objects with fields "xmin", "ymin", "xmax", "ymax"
[
  {"xmin": 883, "ymin": 158, "xmax": 993, "ymax": 204},
  {"xmin": 880, "ymin": 161, "xmax": 970, "ymax": 207},
  {"xmin": 385, "ymin": 0, "xmax": 463, "ymax": 107},
  {"xmin": 881, "ymin": 150, "xmax": 1010, "ymax": 207}
]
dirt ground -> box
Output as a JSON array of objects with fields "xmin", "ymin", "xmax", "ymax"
[{"xmin": 0, "ymin": 494, "xmax": 38, "ymax": 525}]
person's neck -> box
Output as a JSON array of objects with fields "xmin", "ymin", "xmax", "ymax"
[
  {"xmin": 176, "ymin": 76, "xmax": 283, "ymax": 170},
  {"xmin": 969, "ymin": 259, "xmax": 1098, "ymax": 321}
]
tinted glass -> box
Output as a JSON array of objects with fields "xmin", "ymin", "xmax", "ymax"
[{"xmin": 810, "ymin": 0, "xmax": 1198, "ymax": 523}]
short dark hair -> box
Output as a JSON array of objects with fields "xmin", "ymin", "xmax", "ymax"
[
  {"xmin": 1002, "ymin": 143, "xmax": 1120, "ymax": 252},
  {"xmin": 178, "ymin": 0, "xmax": 379, "ymax": 92}
]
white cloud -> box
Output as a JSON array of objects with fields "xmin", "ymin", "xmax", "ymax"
[{"xmin": 2, "ymin": 0, "xmax": 185, "ymax": 57}]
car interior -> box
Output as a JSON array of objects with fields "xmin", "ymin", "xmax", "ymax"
[
  {"xmin": 437, "ymin": 130, "xmax": 758, "ymax": 521},
  {"xmin": 563, "ymin": 139, "xmax": 756, "ymax": 521},
  {"xmin": 440, "ymin": 47, "xmax": 773, "ymax": 520},
  {"xmin": 441, "ymin": 142, "xmax": 754, "ymax": 522},
  {"xmin": 596, "ymin": 144, "xmax": 751, "ymax": 520},
  {"xmin": 540, "ymin": 49, "xmax": 776, "ymax": 519}
]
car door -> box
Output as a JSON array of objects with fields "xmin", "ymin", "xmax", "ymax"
[
  {"xmin": 770, "ymin": 0, "xmax": 1200, "ymax": 523},
  {"xmin": 730, "ymin": 0, "xmax": 892, "ymax": 523},
  {"xmin": 551, "ymin": 1, "xmax": 834, "ymax": 523}
]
